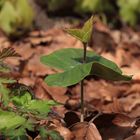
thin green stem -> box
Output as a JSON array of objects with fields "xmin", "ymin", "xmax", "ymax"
[{"xmin": 80, "ymin": 42, "xmax": 87, "ymax": 122}]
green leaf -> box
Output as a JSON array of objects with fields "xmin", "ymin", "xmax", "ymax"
[
  {"xmin": 0, "ymin": 83, "xmax": 10, "ymax": 106},
  {"xmin": 4, "ymin": 128, "xmax": 28, "ymax": 140},
  {"xmin": 40, "ymin": 127, "xmax": 64, "ymax": 140},
  {"xmin": 0, "ymin": 1, "xmax": 17, "ymax": 34},
  {"xmin": 0, "ymin": 0, "xmax": 34, "ymax": 36},
  {"xmin": 39, "ymin": 127, "xmax": 48, "ymax": 139},
  {"xmin": 46, "ymin": 130, "xmax": 64, "ymax": 140},
  {"xmin": 65, "ymin": 16, "xmax": 93, "ymax": 43},
  {"xmin": 15, "ymin": 0, "xmax": 34, "ymax": 28},
  {"xmin": 0, "ymin": 78, "xmax": 16, "ymax": 84},
  {"xmin": 41, "ymin": 48, "xmax": 132, "ymax": 87},
  {"xmin": 0, "ymin": 109, "xmax": 31, "ymax": 130},
  {"xmin": 10, "ymin": 83, "xmax": 35, "ymax": 99},
  {"xmin": 0, "ymin": 78, "xmax": 15, "ymax": 106},
  {"xmin": 11, "ymin": 92, "xmax": 32, "ymax": 107},
  {"xmin": 75, "ymin": 0, "xmax": 102, "ymax": 13},
  {"xmin": 45, "ymin": 63, "xmax": 92, "ymax": 87},
  {"xmin": 24, "ymin": 100, "xmax": 59, "ymax": 118},
  {"xmin": 117, "ymin": 0, "xmax": 140, "ymax": 26}
]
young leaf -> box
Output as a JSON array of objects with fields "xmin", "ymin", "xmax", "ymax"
[
  {"xmin": 41, "ymin": 48, "xmax": 132, "ymax": 87},
  {"xmin": 0, "ymin": 109, "xmax": 32, "ymax": 130},
  {"xmin": 65, "ymin": 16, "xmax": 93, "ymax": 43},
  {"xmin": 23, "ymin": 100, "xmax": 59, "ymax": 118},
  {"xmin": 40, "ymin": 127, "xmax": 64, "ymax": 140},
  {"xmin": 0, "ymin": 77, "xmax": 15, "ymax": 106},
  {"xmin": 4, "ymin": 128, "xmax": 28, "ymax": 140},
  {"xmin": 0, "ymin": 83, "xmax": 10, "ymax": 106},
  {"xmin": 11, "ymin": 92, "xmax": 32, "ymax": 107}
]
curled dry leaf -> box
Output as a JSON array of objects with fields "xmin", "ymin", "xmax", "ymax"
[
  {"xmin": 70, "ymin": 122, "xmax": 102, "ymax": 140},
  {"xmin": 55, "ymin": 126, "xmax": 74, "ymax": 140}
]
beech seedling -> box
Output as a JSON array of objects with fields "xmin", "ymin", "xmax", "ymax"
[{"xmin": 41, "ymin": 16, "xmax": 132, "ymax": 122}]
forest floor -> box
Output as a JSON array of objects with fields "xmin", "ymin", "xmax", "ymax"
[{"xmin": 1, "ymin": 17, "xmax": 140, "ymax": 140}]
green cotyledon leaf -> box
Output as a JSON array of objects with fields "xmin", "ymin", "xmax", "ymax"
[
  {"xmin": 65, "ymin": 16, "xmax": 93, "ymax": 43},
  {"xmin": 41, "ymin": 48, "xmax": 121, "ymax": 73},
  {"xmin": 41, "ymin": 48, "xmax": 132, "ymax": 87}
]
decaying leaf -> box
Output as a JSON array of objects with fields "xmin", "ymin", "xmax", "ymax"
[
  {"xmin": 88, "ymin": 113, "xmax": 140, "ymax": 140},
  {"xmin": 70, "ymin": 122, "xmax": 102, "ymax": 140}
]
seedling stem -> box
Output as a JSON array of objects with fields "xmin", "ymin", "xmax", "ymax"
[{"xmin": 80, "ymin": 42, "xmax": 87, "ymax": 122}]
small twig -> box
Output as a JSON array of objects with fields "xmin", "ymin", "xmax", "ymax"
[{"xmin": 89, "ymin": 111, "xmax": 102, "ymax": 123}]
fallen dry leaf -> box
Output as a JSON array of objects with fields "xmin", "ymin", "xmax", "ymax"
[
  {"xmin": 70, "ymin": 122, "xmax": 102, "ymax": 140},
  {"xmin": 92, "ymin": 113, "xmax": 139, "ymax": 140}
]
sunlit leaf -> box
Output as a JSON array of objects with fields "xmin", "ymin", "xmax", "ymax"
[
  {"xmin": 0, "ymin": 1, "xmax": 17, "ymax": 34},
  {"xmin": 0, "ymin": 0, "xmax": 34, "ymax": 36},
  {"xmin": 65, "ymin": 16, "xmax": 93, "ymax": 43},
  {"xmin": 11, "ymin": 92, "xmax": 32, "ymax": 107},
  {"xmin": 118, "ymin": 0, "xmax": 140, "ymax": 26}
]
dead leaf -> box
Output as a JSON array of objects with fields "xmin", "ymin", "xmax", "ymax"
[
  {"xmin": 34, "ymin": 78, "xmax": 68, "ymax": 103},
  {"xmin": 70, "ymin": 122, "xmax": 102, "ymax": 140},
  {"xmin": 55, "ymin": 126, "xmax": 74, "ymax": 140},
  {"xmin": 91, "ymin": 113, "xmax": 139, "ymax": 140}
]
